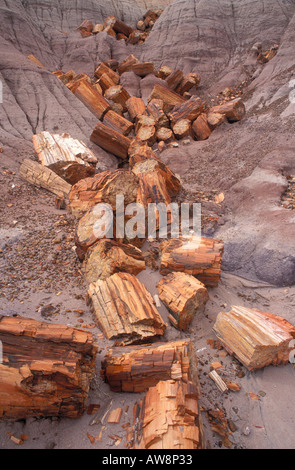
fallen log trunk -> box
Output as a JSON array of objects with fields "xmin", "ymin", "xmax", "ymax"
[
  {"xmin": 206, "ymin": 112, "xmax": 226, "ymax": 129},
  {"xmin": 128, "ymin": 140, "xmax": 160, "ymax": 167},
  {"xmin": 165, "ymin": 70, "xmax": 183, "ymax": 90},
  {"xmin": 156, "ymin": 127, "xmax": 174, "ymax": 143},
  {"xmin": 88, "ymin": 272, "xmax": 166, "ymax": 345},
  {"xmin": 90, "ymin": 120, "xmax": 132, "ymax": 159},
  {"xmin": 104, "ymin": 85, "xmax": 131, "ymax": 112},
  {"xmin": 192, "ymin": 113, "xmax": 212, "ymax": 140},
  {"xmin": 148, "ymin": 83, "xmax": 186, "ymax": 113},
  {"xmin": 94, "ymin": 62, "xmax": 120, "ymax": 84},
  {"xmin": 133, "ymin": 379, "xmax": 205, "ymax": 449},
  {"xmin": 129, "ymin": 62, "xmax": 156, "ymax": 77},
  {"xmin": 157, "ymin": 272, "xmax": 209, "ymax": 330},
  {"xmin": 127, "ymin": 30, "xmax": 141, "ymax": 44},
  {"xmin": 117, "ymin": 54, "xmax": 140, "ymax": 75},
  {"xmin": 19, "ymin": 159, "xmax": 71, "ymax": 198},
  {"xmin": 68, "ymin": 168, "xmax": 138, "ymax": 218},
  {"xmin": 157, "ymin": 65, "xmax": 172, "ymax": 80},
  {"xmin": 103, "ymin": 109, "xmax": 134, "ymax": 136},
  {"xmin": 78, "ymin": 19, "xmax": 93, "ymax": 33},
  {"xmin": 96, "ymin": 73, "xmax": 117, "ymax": 94},
  {"xmin": 126, "ymin": 97, "xmax": 146, "ymax": 122},
  {"xmin": 0, "ymin": 315, "xmax": 98, "ymax": 419},
  {"xmin": 70, "ymin": 78, "xmax": 111, "ymax": 120},
  {"xmin": 175, "ymin": 72, "xmax": 201, "ymax": 95},
  {"xmin": 83, "ymin": 239, "xmax": 145, "ymax": 283},
  {"xmin": 104, "ymin": 16, "xmax": 134, "ymax": 37},
  {"xmin": 209, "ymin": 98, "xmax": 245, "ymax": 122},
  {"xmin": 213, "ymin": 306, "xmax": 295, "ymax": 370},
  {"xmin": 168, "ymin": 96, "xmax": 204, "ymax": 125},
  {"xmin": 160, "ymin": 237, "xmax": 224, "ymax": 287},
  {"xmin": 172, "ymin": 119, "xmax": 193, "ymax": 139},
  {"xmin": 147, "ymin": 98, "xmax": 169, "ymax": 128},
  {"xmin": 101, "ymin": 339, "xmax": 199, "ymax": 392},
  {"xmin": 32, "ymin": 131, "xmax": 98, "ymax": 166}
]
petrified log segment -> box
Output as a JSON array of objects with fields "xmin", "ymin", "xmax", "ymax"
[
  {"xmin": 78, "ymin": 19, "xmax": 93, "ymax": 33},
  {"xmin": 94, "ymin": 62, "xmax": 120, "ymax": 85},
  {"xmin": 209, "ymin": 98, "xmax": 245, "ymax": 122},
  {"xmin": 103, "ymin": 110, "xmax": 134, "ymax": 136},
  {"xmin": 165, "ymin": 70, "xmax": 183, "ymax": 90},
  {"xmin": 158, "ymin": 66, "xmax": 172, "ymax": 80},
  {"xmin": 83, "ymin": 239, "xmax": 145, "ymax": 283},
  {"xmin": 192, "ymin": 113, "xmax": 212, "ymax": 140},
  {"xmin": 213, "ymin": 306, "xmax": 295, "ymax": 370},
  {"xmin": 128, "ymin": 141, "xmax": 160, "ymax": 168},
  {"xmin": 70, "ymin": 79, "xmax": 111, "ymax": 120},
  {"xmin": 160, "ymin": 237, "xmax": 224, "ymax": 287},
  {"xmin": 0, "ymin": 315, "xmax": 98, "ymax": 419},
  {"xmin": 156, "ymin": 127, "xmax": 174, "ymax": 142},
  {"xmin": 129, "ymin": 62, "xmax": 156, "ymax": 77},
  {"xmin": 148, "ymin": 83, "xmax": 186, "ymax": 113},
  {"xmin": 134, "ymin": 379, "xmax": 204, "ymax": 449},
  {"xmin": 90, "ymin": 121, "xmax": 132, "ymax": 159},
  {"xmin": 48, "ymin": 161, "xmax": 95, "ymax": 185},
  {"xmin": 68, "ymin": 169, "xmax": 138, "ymax": 218},
  {"xmin": 32, "ymin": 131, "xmax": 98, "ymax": 166},
  {"xmin": 126, "ymin": 97, "xmax": 146, "ymax": 122},
  {"xmin": 104, "ymin": 85, "xmax": 131, "ymax": 112},
  {"xmin": 117, "ymin": 54, "xmax": 140, "ymax": 75},
  {"xmin": 175, "ymin": 73, "xmax": 201, "ymax": 95},
  {"xmin": 172, "ymin": 119, "xmax": 193, "ymax": 139},
  {"xmin": 207, "ymin": 112, "xmax": 226, "ymax": 129},
  {"xmin": 19, "ymin": 159, "xmax": 71, "ymax": 198},
  {"xmin": 147, "ymin": 98, "xmax": 169, "ymax": 128},
  {"xmin": 101, "ymin": 340, "xmax": 199, "ymax": 392},
  {"xmin": 104, "ymin": 16, "xmax": 134, "ymax": 37},
  {"xmin": 104, "ymin": 25, "xmax": 117, "ymax": 38},
  {"xmin": 97, "ymin": 73, "xmax": 117, "ymax": 94},
  {"xmin": 157, "ymin": 272, "xmax": 209, "ymax": 330},
  {"xmin": 168, "ymin": 96, "xmax": 204, "ymax": 125},
  {"xmin": 136, "ymin": 125, "xmax": 157, "ymax": 145},
  {"xmin": 88, "ymin": 272, "xmax": 166, "ymax": 344},
  {"xmin": 127, "ymin": 30, "xmax": 141, "ymax": 44}
]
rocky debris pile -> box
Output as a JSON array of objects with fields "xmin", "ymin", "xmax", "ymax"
[{"xmin": 77, "ymin": 9, "xmax": 163, "ymax": 44}]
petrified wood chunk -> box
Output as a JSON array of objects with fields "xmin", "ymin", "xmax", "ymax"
[
  {"xmin": 126, "ymin": 96, "xmax": 146, "ymax": 122},
  {"xmin": 104, "ymin": 16, "xmax": 134, "ymax": 37},
  {"xmin": 148, "ymin": 83, "xmax": 186, "ymax": 113},
  {"xmin": 83, "ymin": 239, "xmax": 145, "ymax": 283},
  {"xmin": 0, "ymin": 315, "xmax": 98, "ymax": 419},
  {"xmin": 213, "ymin": 306, "xmax": 295, "ymax": 370},
  {"xmin": 209, "ymin": 98, "xmax": 245, "ymax": 122},
  {"xmin": 147, "ymin": 98, "xmax": 169, "ymax": 128},
  {"xmin": 157, "ymin": 272, "xmax": 209, "ymax": 330},
  {"xmin": 104, "ymin": 85, "xmax": 131, "ymax": 112},
  {"xmin": 88, "ymin": 272, "xmax": 166, "ymax": 344},
  {"xmin": 133, "ymin": 379, "xmax": 205, "ymax": 449},
  {"xmin": 94, "ymin": 62, "xmax": 120, "ymax": 84},
  {"xmin": 168, "ymin": 96, "xmax": 204, "ymax": 125},
  {"xmin": 19, "ymin": 159, "xmax": 71, "ymax": 198},
  {"xmin": 117, "ymin": 54, "xmax": 140, "ymax": 75},
  {"xmin": 90, "ymin": 121, "xmax": 132, "ymax": 159},
  {"xmin": 101, "ymin": 339, "xmax": 199, "ymax": 392},
  {"xmin": 48, "ymin": 161, "xmax": 95, "ymax": 185},
  {"xmin": 128, "ymin": 140, "xmax": 160, "ymax": 167},
  {"xmin": 172, "ymin": 119, "xmax": 193, "ymax": 139},
  {"xmin": 165, "ymin": 70, "xmax": 183, "ymax": 90},
  {"xmin": 192, "ymin": 113, "xmax": 212, "ymax": 140},
  {"xmin": 70, "ymin": 78, "xmax": 111, "ymax": 119},
  {"xmin": 103, "ymin": 110, "xmax": 134, "ymax": 136},
  {"xmin": 160, "ymin": 237, "xmax": 224, "ymax": 287}
]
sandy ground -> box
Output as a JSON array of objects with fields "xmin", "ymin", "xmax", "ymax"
[{"xmin": 1, "ymin": 164, "xmax": 295, "ymax": 451}]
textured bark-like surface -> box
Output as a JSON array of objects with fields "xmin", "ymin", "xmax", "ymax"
[
  {"xmin": 129, "ymin": 62, "xmax": 157, "ymax": 77},
  {"xmin": 146, "ymin": 98, "xmax": 169, "ymax": 128},
  {"xmin": 213, "ymin": 306, "xmax": 295, "ymax": 370},
  {"xmin": 133, "ymin": 379, "xmax": 205, "ymax": 449},
  {"xmin": 104, "ymin": 85, "xmax": 131, "ymax": 112},
  {"xmin": 101, "ymin": 339, "xmax": 199, "ymax": 392},
  {"xmin": 104, "ymin": 16, "xmax": 134, "ymax": 37},
  {"xmin": 148, "ymin": 83, "xmax": 186, "ymax": 113},
  {"xmin": 96, "ymin": 73, "xmax": 117, "ymax": 94},
  {"xmin": 48, "ymin": 161, "xmax": 95, "ymax": 185},
  {"xmin": 32, "ymin": 131, "xmax": 98, "ymax": 166},
  {"xmin": 168, "ymin": 96, "xmax": 204, "ymax": 125},
  {"xmin": 19, "ymin": 158, "xmax": 72, "ymax": 198},
  {"xmin": 90, "ymin": 121, "xmax": 132, "ymax": 159},
  {"xmin": 117, "ymin": 54, "xmax": 140, "ymax": 74},
  {"xmin": 192, "ymin": 113, "xmax": 212, "ymax": 140},
  {"xmin": 209, "ymin": 98, "xmax": 245, "ymax": 122},
  {"xmin": 165, "ymin": 69, "xmax": 183, "ymax": 90},
  {"xmin": 126, "ymin": 97, "xmax": 146, "ymax": 122},
  {"xmin": 70, "ymin": 78, "xmax": 111, "ymax": 120},
  {"xmin": 172, "ymin": 119, "xmax": 192, "ymax": 140},
  {"xmin": 94, "ymin": 62, "xmax": 120, "ymax": 84},
  {"xmin": 157, "ymin": 272, "xmax": 209, "ymax": 330},
  {"xmin": 0, "ymin": 315, "xmax": 98, "ymax": 419},
  {"xmin": 102, "ymin": 110, "xmax": 134, "ymax": 136},
  {"xmin": 128, "ymin": 140, "xmax": 160, "ymax": 167},
  {"xmin": 83, "ymin": 239, "xmax": 145, "ymax": 283},
  {"xmin": 88, "ymin": 272, "xmax": 166, "ymax": 344},
  {"xmin": 175, "ymin": 72, "xmax": 200, "ymax": 95},
  {"xmin": 160, "ymin": 237, "xmax": 224, "ymax": 287},
  {"xmin": 68, "ymin": 168, "xmax": 138, "ymax": 218}
]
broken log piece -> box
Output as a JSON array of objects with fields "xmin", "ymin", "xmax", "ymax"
[
  {"xmin": 165, "ymin": 70, "xmax": 184, "ymax": 90},
  {"xmin": 96, "ymin": 73, "xmax": 117, "ymax": 94},
  {"xmin": 168, "ymin": 96, "xmax": 204, "ymax": 125},
  {"xmin": 111, "ymin": 102, "xmax": 124, "ymax": 116},
  {"xmin": 107, "ymin": 407, "xmax": 123, "ymax": 424},
  {"xmin": 207, "ymin": 112, "xmax": 226, "ymax": 129},
  {"xmin": 148, "ymin": 83, "xmax": 186, "ymax": 113},
  {"xmin": 128, "ymin": 140, "xmax": 160, "ymax": 167},
  {"xmin": 126, "ymin": 97, "xmax": 146, "ymax": 122},
  {"xmin": 136, "ymin": 20, "xmax": 146, "ymax": 31},
  {"xmin": 71, "ymin": 78, "xmax": 111, "ymax": 120},
  {"xmin": 208, "ymin": 370, "xmax": 228, "ymax": 393},
  {"xmin": 66, "ymin": 73, "xmax": 92, "ymax": 91},
  {"xmin": 83, "ymin": 239, "xmax": 145, "ymax": 283},
  {"xmin": 209, "ymin": 98, "xmax": 245, "ymax": 122},
  {"xmin": 157, "ymin": 272, "xmax": 209, "ymax": 331},
  {"xmin": 94, "ymin": 62, "xmax": 120, "ymax": 84},
  {"xmin": 104, "ymin": 16, "xmax": 134, "ymax": 37},
  {"xmin": 172, "ymin": 119, "xmax": 193, "ymax": 140},
  {"xmin": 135, "ymin": 114, "xmax": 156, "ymax": 133},
  {"xmin": 94, "ymin": 81, "xmax": 103, "ymax": 95},
  {"xmin": 103, "ymin": 110, "xmax": 134, "ymax": 136},
  {"xmin": 156, "ymin": 127, "xmax": 174, "ymax": 143},
  {"xmin": 129, "ymin": 62, "xmax": 156, "ymax": 77},
  {"xmin": 19, "ymin": 159, "xmax": 72, "ymax": 198},
  {"xmin": 147, "ymin": 99, "xmax": 169, "ymax": 128},
  {"xmin": 117, "ymin": 54, "xmax": 140, "ymax": 75},
  {"xmin": 134, "ymin": 379, "xmax": 205, "ymax": 449},
  {"xmin": 127, "ymin": 30, "xmax": 141, "ymax": 44},
  {"xmin": 104, "ymin": 85, "xmax": 131, "ymax": 112},
  {"xmin": 92, "ymin": 23, "xmax": 104, "ymax": 34},
  {"xmin": 192, "ymin": 113, "xmax": 212, "ymax": 140},
  {"xmin": 101, "ymin": 339, "xmax": 199, "ymax": 392},
  {"xmin": 175, "ymin": 73, "xmax": 201, "ymax": 95},
  {"xmin": 104, "ymin": 25, "xmax": 116, "ymax": 38},
  {"xmin": 68, "ymin": 168, "xmax": 138, "ymax": 218},
  {"xmin": 88, "ymin": 272, "xmax": 166, "ymax": 345},
  {"xmin": 160, "ymin": 237, "xmax": 224, "ymax": 287},
  {"xmin": 0, "ymin": 315, "xmax": 98, "ymax": 419},
  {"xmin": 32, "ymin": 131, "xmax": 98, "ymax": 166},
  {"xmin": 78, "ymin": 19, "xmax": 93, "ymax": 33},
  {"xmin": 213, "ymin": 306, "xmax": 295, "ymax": 370},
  {"xmin": 157, "ymin": 66, "xmax": 173, "ymax": 80},
  {"xmin": 48, "ymin": 161, "xmax": 95, "ymax": 185},
  {"xmin": 136, "ymin": 125, "xmax": 157, "ymax": 146},
  {"xmin": 58, "ymin": 69, "xmax": 77, "ymax": 84},
  {"xmin": 90, "ymin": 120, "xmax": 132, "ymax": 159}
]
